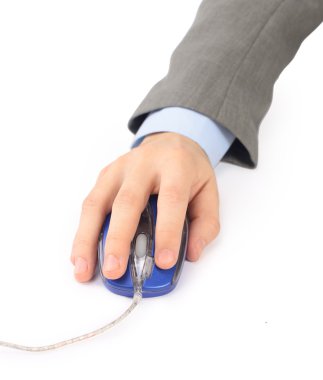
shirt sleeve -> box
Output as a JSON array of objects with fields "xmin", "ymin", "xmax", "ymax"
[{"xmin": 130, "ymin": 106, "xmax": 236, "ymax": 168}]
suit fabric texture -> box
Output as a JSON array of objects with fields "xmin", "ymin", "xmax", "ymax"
[{"xmin": 127, "ymin": 0, "xmax": 323, "ymax": 169}]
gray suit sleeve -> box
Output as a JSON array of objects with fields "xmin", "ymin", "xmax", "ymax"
[{"xmin": 127, "ymin": 0, "xmax": 323, "ymax": 169}]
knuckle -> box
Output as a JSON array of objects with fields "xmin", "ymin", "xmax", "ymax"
[
  {"xmin": 156, "ymin": 225, "xmax": 181, "ymax": 244},
  {"xmin": 98, "ymin": 156, "xmax": 126, "ymax": 180},
  {"xmin": 81, "ymin": 187, "xmax": 106, "ymax": 211},
  {"xmin": 113, "ymin": 189, "xmax": 139, "ymax": 209},
  {"xmin": 206, "ymin": 218, "xmax": 221, "ymax": 238},
  {"xmin": 82, "ymin": 194, "xmax": 99, "ymax": 211},
  {"xmin": 158, "ymin": 217, "xmax": 183, "ymax": 233},
  {"xmin": 106, "ymin": 234, "xmax": 122, "ymax": 243},
  {"xmin": 106, "ymin": 231, "xmax": 127, "ymax": 242},
  {"xmin": 72, "ymin": 236, "xmax": 93, "ymax": 251},
  {"xmin": 156, "ymin": 227, "xmax": 175, "ymax": 236},
  {"xmin": 161, "ymin": 185, "xmax": 185, "ymax": 204}
]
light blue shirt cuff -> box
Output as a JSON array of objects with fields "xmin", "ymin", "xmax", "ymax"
[{"xmin": 130, "ymin": 106, "xmax": 235, "ymax": 167}]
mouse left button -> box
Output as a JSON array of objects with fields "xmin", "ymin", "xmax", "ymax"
[{"xmin": 135, "ymin": 233, "xmax": 148, "ymax": 258}]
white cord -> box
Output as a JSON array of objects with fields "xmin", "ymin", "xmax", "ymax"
[{"xmin": 0, "ymin": 290, "xmax": 142, "ymax": 352}]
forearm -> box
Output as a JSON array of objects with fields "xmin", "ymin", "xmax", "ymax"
[{"xmin": 127, "ymin": 0, "xmax": 323, "ymax": 168}]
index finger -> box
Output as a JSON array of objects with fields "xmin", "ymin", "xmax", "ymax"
[{"xmin": 70, "ymin": 165, "xmax": 121, "ymax": 282}]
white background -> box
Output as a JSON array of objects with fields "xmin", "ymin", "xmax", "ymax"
[{"xmin": 0, "ymin": 1, "xmax": 322, "ymax": 379}]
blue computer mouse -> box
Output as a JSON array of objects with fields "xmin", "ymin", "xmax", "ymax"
[{"xmin": 97, "ymin": 194, "xmax": 189, "ymax": 298}]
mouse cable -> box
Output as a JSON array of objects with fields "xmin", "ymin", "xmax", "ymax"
[{"xmin": 0, "ymin": 289, "xmax": 142, "ymax": 352}]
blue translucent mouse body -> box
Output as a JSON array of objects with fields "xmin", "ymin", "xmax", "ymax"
[{"xmin": 97, "ymin": 194, "xmax": 189, "ymax": 298}]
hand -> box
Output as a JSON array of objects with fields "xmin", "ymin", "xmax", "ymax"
[{"xmin": 70, "ymin": 132, "xmax": 221, "ymax": 282}]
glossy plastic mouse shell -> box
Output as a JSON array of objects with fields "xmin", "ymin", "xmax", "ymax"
[{"xmin": 97, "ymin": 194, "xmax": 189, "ymax": 298}]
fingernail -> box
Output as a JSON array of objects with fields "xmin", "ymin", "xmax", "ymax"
[
  {"xmin": 74, "ymin": 257, "xmax": 88, "ymax": 274},
  {"xmin": 196, "ymin": 239, "xmax": 206, "ymax": 256},
  {"xmin": 158, "ymin": 249, "xmax": 176, "ymax": 266},
  {"xmin": 104, "ymin": 254, "xmax": 120, "ymax": 272}
]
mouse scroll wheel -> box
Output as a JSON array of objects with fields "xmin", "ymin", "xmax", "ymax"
[{"xmin": 135, "ymin": 233, "xmax": 148, "ymax": 258}]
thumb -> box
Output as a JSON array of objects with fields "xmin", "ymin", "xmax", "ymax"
[{"xmin": 187, "ymin": 176, "xmax": 220, "ymax": 261}]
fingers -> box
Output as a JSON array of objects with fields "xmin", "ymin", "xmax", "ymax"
[
  {"xmin": 102, "ymin": 172, "xmax": 153, "ymax": 280},
  {"xmin": 154, "ymin": 172, "xmax": 191, "ymax": 269},
  {"xmin": 186, "ymin": 176, "xmax": 220, "ymax": 261},
  {"xmin": 71, "ymin": 164, "xmax": 121, "ymax": 282},
  {"xmin": 71, "ymin": 133, "xmax": 220, "ymax": 285}
]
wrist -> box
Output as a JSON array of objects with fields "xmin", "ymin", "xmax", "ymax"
[{"xmin": 140, "ymin": 131, "xmax": 212, "ymax": 165}]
